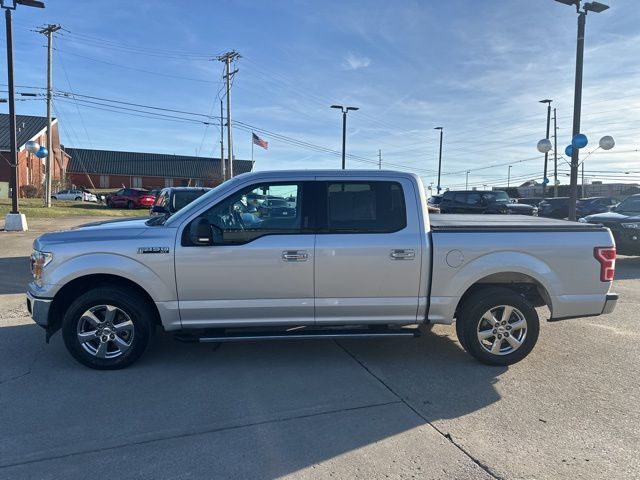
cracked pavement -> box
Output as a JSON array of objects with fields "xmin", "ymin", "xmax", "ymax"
[{"xmin": 1, "ymin": 218, "xmax": 639, "ymax": 479}]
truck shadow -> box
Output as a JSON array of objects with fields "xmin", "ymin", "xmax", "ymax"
[
  {"xmin": 0, "ymin": 257, "xmax": 31, "ymax": 295},
  {"xmin": 614, "ymin": 256, "xmax": 640, "ymax": 280},
  {"xmin": 0, "ymin": 322, "xmax": 502, "ymax": 477}
]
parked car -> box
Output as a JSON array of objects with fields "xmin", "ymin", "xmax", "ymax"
[
  {"xmin": 576, "ymin": 196, "xmax": 618, "ymax": 218},
  {"xmin": 517, "ymin": 197, "xmax": 542, "ymax": 208},
  {"xmin": 106, "ymin": 188, "xmax": 156, "ymax": 209},
  {"xmin": 439, "ymin": 190, "xmax": 536, "ymax": 215},
  {"xmin": 150, "ymin": 187, "xmax": 211, "ymax": 217},
  {"xmin": 258, "ymin": 197, "xmax": 296, "ymax": 218},
  {"xmin": 81, "ymin": 188, "xmax": 98, "ymax": 203},
  {"xmin": 51, "ymin": 189, "xmax": 85, "ymax": 201},
  {"xmin": 538, "ymin": 197, "xmax": 570, "ymax": 219},
  {"xmin": 440, "ymin": 190, "xmax": 510, "ymax": 214},
  {"xmin": 580, "ymin": 194, "xmax": 640, "ymax": 255},
  {"xmin": 245, "ymin": 192, "xmax": 266, "ymax": 208},
  {"xmin": 27, "ymin": 170, "xmax": 617, "ymax": 370},
  {"xmin": 428, "ymin": 194, "xmax": 443, "ymax": 208}
]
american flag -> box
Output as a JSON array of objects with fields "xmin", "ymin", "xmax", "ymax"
[{"xmin": 252, "ymin": 133, "xmax": 269, "ymax": 150}]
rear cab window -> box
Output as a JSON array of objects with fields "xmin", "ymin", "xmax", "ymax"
[{"xmin": 320, "ymin": 181, "xmax": 406, "ymax": 233}]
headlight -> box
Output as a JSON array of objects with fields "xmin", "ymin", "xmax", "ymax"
[
  {"xmin": 30, "ymin": 250, "xmax": 53, "ymax": 283},
  {"xmin": 621, "ymin": 222, "xmax": 640, "ymax": 229},
  {"xmin": 578, "ymin": 217, "xmax": 587, "ymax": 223}
]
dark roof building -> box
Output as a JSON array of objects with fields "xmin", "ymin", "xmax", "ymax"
[
  {"xmin": 0, "ymin": 114, "xmax": 66, "ymax": 197},
  {"xmin": 64, "ymin": 147, "xmax": 253, "ymax": 189},
  {"xmin": 0, "ymin": 114, "xmax": 52, "ymax": 152}
]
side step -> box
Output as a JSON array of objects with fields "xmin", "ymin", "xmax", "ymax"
[{"xmin": 174, "ymin": 327, "xmax": 420, "ymax": 343}]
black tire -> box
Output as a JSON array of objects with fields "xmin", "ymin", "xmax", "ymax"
[
  {"xmin": 75, "ymin": 196, "xmax": 82, "ymax": 201},
  {"xmin": 62, "ymin": 287, "xmax": 154, "ymax": 370},
  {"xmin": 456, "ymin": 287, "xmax": 539, "ymax": 366},
  {"xmin": 51, "ymin": 196, "xmax": 57, "ymax": 200},
  {"xmin": 107, "ymin": 200, "xmax": 113, "ymax": 208},
  {"xmin": 127, "ymin": 201, "xmax": 135, "ymax": 210}
]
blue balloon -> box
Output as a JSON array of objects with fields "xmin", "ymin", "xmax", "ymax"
[
  {"xmin": 36, "ymin": 146, "xmax": 48, "ymax": 158},
  {"xmin": 565, "ymin": 145, "xmax": 573, "ymax": 157},
  {"xmin": 572, "ymin": 133, "xmax": 588, "ymax": 149}
]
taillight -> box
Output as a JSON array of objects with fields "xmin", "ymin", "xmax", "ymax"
[{"xmin": 594, "ymin": 247, "xmax": 616, "ymax": 282}]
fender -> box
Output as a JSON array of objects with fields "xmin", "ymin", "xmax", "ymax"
[
  {"xmin": 43, "ymin": 253, "xmax": 177, "ymax": 302},
  {"xmin": 429, "ymin": 250, "xmax": 558, "ymax": 323}
]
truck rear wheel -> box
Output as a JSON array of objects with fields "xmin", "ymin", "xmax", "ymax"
[
  {"xmin": 456, "ymin": 287, "xmax": 539, "ymax": 366},
  {"xmin": 61, "ymin": 287, "xmax": 154, "ymax": 369}
]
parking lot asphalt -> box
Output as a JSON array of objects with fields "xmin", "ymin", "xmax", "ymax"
[{"xmin": 1, "ymin": 218, "xmax": 639, "ymax": 479}]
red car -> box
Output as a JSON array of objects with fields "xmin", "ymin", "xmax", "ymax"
[{"xmin": 106, "ymin": 188, "xmax": 156, "ymax": 209}]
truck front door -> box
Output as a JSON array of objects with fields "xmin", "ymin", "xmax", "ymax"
[{"xmin": 174, "ymin": 181, "xmax": 315, "ymax": 328}]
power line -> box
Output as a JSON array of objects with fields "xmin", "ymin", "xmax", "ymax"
[{"xmin": 53, "ymin": 49, "xmax": 216, "ymax": 84}]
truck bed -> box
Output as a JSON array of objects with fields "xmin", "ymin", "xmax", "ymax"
[{"xmin": 430, "ymin": 214, "xmax": 606, "ymax": 232}]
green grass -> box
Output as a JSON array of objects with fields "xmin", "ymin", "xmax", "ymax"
[{"xmin": 0, "ymin": 198, "xmax": 147, "ymax": 218}]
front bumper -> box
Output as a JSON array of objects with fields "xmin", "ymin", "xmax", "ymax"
[
  {"xmin": 602, "ymin": 293, "xmax": 618, "ymax": 315},
  {"xmin": 26, "ymin": 291, "xmax": 52, "ymax": 328}
]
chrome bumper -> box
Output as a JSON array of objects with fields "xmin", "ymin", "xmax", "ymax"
[
  {"xmin": 26, "ymin": 291, "xmax": 52, "ymax": 328},
  {"xmin": 602, "ymin": 293, "xmax": 618, "ymax": 315}
]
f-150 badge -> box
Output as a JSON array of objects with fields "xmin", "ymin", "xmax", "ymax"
[{"xmin": 137, "ymin": 247, "xmax": 170, "ymax": 254}]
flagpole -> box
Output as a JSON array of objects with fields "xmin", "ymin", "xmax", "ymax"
[{"xmin": 251, "ymin": 134, "xmax": 254, "ymax": 164}]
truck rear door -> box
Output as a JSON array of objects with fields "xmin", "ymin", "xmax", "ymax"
[{"xmin": 313, "ymin": 177, "xmax": 424, "ymax": 324}]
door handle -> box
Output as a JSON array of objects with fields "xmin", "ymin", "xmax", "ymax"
[
  {"xmin": 390, "ymin": 249, "xmax": 415, "ymax": 260},
  {"xmin": 282, "ymin": 250, "xmax": 308, "ymax": 262}
]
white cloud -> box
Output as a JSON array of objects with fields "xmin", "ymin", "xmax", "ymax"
[{"xmin": 342, "ymin": 53, "xmax": 372, "ymax": 71}]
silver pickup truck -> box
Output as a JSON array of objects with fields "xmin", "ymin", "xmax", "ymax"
[{"xmin": 26, "ymin": 170, "xmax": 618, "ymax": 369}]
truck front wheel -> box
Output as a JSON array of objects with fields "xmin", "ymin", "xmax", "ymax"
[
  {"xmin": 456, "ymin": 287, "xmax": 539, "ymax": 366},
  {"xmin": 61, "ymin": 287, "xmax": 154, "ymax": 369}
]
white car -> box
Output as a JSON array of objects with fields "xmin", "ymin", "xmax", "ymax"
[{"xmin": 51, "ymin": 189, "xmax": 97, "ymax": 202}]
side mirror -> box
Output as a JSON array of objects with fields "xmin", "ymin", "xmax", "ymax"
[
  {"xmin": 189, "ymin": 218, "xmax": 213, "ymax": 246},
  {"xmin": 151, "ymin": 205, "xmax": 170, "ymax": 216}
]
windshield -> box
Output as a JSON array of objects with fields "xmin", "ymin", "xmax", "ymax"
[
  {"xmin": 163, "ymin": 178, "xmax": 244, "ymax": 226},
  {"xmin": 616, "ymin": 196, "xmax": 640, "ymax": 213}
]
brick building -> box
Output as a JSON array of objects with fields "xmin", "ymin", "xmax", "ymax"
[
  {"xmin": 65, "ymin": 147, "xmax": 253, "ymax": 190},
  {"xmin": 0, "ymin": 114, "xmax": 67, "ymax": 197}
]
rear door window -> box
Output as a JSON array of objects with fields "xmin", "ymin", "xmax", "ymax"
[{"xmin": 323, "ymin": 181, "xmax": 406, "ymax": 233}]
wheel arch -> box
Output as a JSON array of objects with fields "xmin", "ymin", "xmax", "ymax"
[
  {"xmin": 48, "ymin": 273, "xmax": 161, "ymax": 340},
  {"xmin": 454, "ymin": 271, "xmax": 552, "ymax": 320}
]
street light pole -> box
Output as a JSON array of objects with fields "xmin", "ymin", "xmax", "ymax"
[
  {"xmin": 4, "ymin": 7, "xmax": 18, "ymax": 215},
  {"xmin": 1, "ymin": 0, "xmax": 45, "ymax": 231},
  {"xmin": 508, "ymin": 165, "xmax": 512, "ymax": 188},
  {"xmin": 553, "ymin": 108, "xmax": 558, "ymax": 197},
  {"xmin": 435, "ymin": 127, "xmax": 443, "ymax": 194},
  {"xmin": 465, "ymin": 170, "xmax": 469, "ymax": 189},
  {"xmin": 331, "ymin": 105, "xmax": 359, "ymax": 169},
  {"xmin": 540, "ymin": 99, "xmax": 552, "ymax": 198},
  {"xmin": 555, "ymin": 0, "xmax": 610, "ymax": 220}
]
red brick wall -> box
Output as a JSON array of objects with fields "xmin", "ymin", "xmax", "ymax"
[{"xmin": 0, "ymin": 123, "xmax": 66, "ymax": 197}]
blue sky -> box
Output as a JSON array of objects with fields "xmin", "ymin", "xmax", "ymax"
[{"xmin": 1, "ymin": 0, "xmax": 638, "ymax": 190}]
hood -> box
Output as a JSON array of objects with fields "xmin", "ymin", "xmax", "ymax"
[
  {"xmin": 71, "ymin": 217, "xmax": 150, "ymax": 230},
  {"xmin": 584, "ymin": 211, "xmax": 640, "ymax": 223},
  {"xmin": 34, "ymin": 217, "xmax": 150, "ymax": 250}
]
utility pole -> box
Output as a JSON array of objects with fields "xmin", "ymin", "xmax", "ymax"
[
  {"xmin": 465, "ymin": 170, "xmax": 470, "ymax": 190},
  {"xmin": 581, "ymin": 162, "xmax": 585, "ymax": 198},
  {"xmin": 219, "ymin": 99, "xmax": 225, "ymax": 181},
  {"xmin": 218, "ymin": 51, "xmax": 240, "ymax": 179},
  {"xmin": 38, "ymin": 23, "xmax": 60, "ymax": 208},
  {"xmin": 378, "ymin": 149, "xmax": 382, "ymax": 170},
  {"xmin": 553, "ymin": 107, "xmax": 558, "ymax": 197}
]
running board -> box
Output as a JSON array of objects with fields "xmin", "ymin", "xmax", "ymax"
[{"xmin": 174, "ymin": 328, "xmax": 420, "ymax": 343}]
